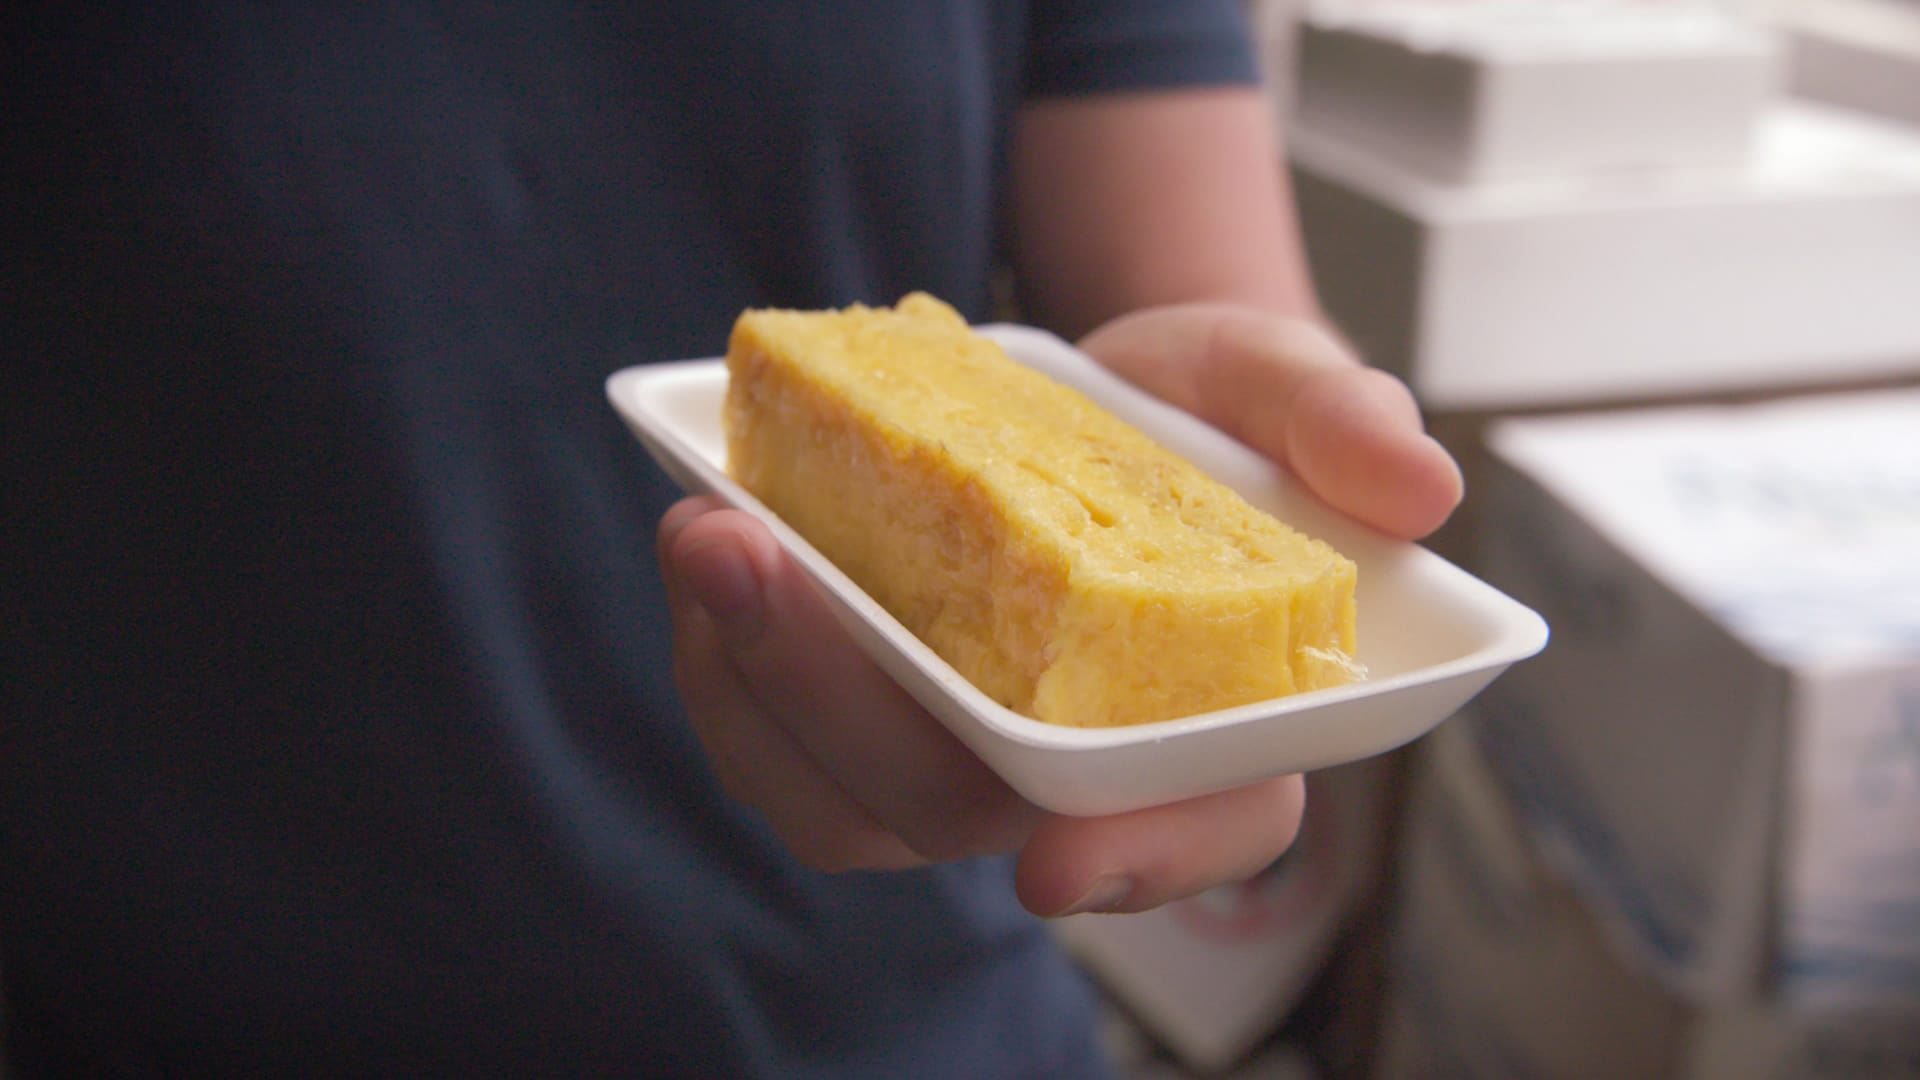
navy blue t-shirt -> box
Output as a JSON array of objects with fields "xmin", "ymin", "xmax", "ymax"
[{"xmin": 2, "ymin": 4, "xmax": 1257, "ymax": 1075}]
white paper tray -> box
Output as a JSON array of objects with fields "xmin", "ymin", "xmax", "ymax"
[{"xmin": 607, "ymin": 324, "xmax": 1548, "ymax": 816}]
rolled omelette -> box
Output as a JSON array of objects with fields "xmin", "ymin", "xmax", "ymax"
[{"xmin": 722, "ymin": 292, "xmax": 1358, "ymax": 729}]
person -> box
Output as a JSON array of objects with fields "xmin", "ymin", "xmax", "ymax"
[{"xmin": 1, "ymin": 3, "xmax": 1462, "ymax": 1076}]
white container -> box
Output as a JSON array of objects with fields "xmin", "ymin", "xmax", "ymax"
[
  {"xmin": 1468, "ymin": 388, "xmax": 1920, "ymax": 1006},
  {"xmin": 1291, "ymin": 102, "xmax": 1920, "ymax": 411},
  {"xmin": 1294, "ymin": 0, "xmax": 1779, "ymax": 183}
]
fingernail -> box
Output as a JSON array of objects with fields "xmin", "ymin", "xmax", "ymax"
[
  {"xmin": 682, "ymin": 537, "xmax": 764, "ymax": 638},
  {"xmin": 1054, "ymin": 875, "xmax": 1134, "ymax": 917}
]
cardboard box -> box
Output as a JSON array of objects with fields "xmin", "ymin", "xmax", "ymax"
[
  {"xmin": 1289, "ymin": 102, "xmax": 1920, "ymax": 411},
  {"xmin": 1378, "ymin": 723, "xmax": 1920, "ymax": 1080},
  {"xmin": 1378, "ymin": 724, "xmax": 1692, "ymax": 1079},
  {"xmin": 1055, "ymin": 758, "xmax": 1392, "ymax": 1074},
  {"xmin": 1294, "ymin": 1, "xmax": 1778, "ymax": 184},
  {"xmin": 1465, "ymin": 387, "xmax": 1920, "ymax": 1006}
]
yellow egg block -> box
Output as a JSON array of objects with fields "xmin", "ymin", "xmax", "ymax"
[{"xmin": 723, "ymin": 293, "xmax": 1358, "ymax": 729}]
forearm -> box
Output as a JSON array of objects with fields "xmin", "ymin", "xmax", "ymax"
[{"xmin": 1007, "ymin": 85, "xmax": 1323, "ymax": 340}]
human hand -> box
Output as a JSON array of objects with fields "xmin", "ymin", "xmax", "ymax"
[
  {"xmin": 1077, "ymin": 303, "xmax": 1461, "ymax": 540},
  {"xmin": 656, "ymin": 304, "xmax": 1460, "ymax": 918}
]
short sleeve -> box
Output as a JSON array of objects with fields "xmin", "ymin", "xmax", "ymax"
[{"xmin": 1024, "ymin": 0, "xmax": 1260, "ymax": 99}]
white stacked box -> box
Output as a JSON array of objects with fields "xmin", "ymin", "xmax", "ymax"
[
  {"xmin": 1285, "ymin": 0, "xmax": 1920, "ymax": 412},
  {"xmin": 1291, "ymin": 101, "xmax": 1920, "ymax": 410},
  {"xmin": 1294, "ymin": 1, "xmax": 1779, "ymax": 183},
  {"xmin": 1778, "ymin": 0, "xmax": 1920, "ymax": 132}
]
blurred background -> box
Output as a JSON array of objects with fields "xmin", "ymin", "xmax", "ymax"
[{"xmin": 1061, "ymin": 1, "xmax": 1920, "ymax": 1077}]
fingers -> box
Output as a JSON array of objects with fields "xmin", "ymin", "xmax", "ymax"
[
  {"xmin": 1285, "ymin": 365, "xmax": 1464, "ymax": 540},
  {"xmin": 1013, "ymin": 774, "xmax": 1307, "ymax": 917},
  {"xmin": 664, "ymin": 499, "xmax": 1320, "ymax": 907},
  {"xmin": 1076, "ymin": 303, "xmax": 1350, "ymax": 438},
  {"xmin": 660, "ymin": 499, "xmax": 924, "ymax": 870},
  {"xmin": 1078, "ymin": 304, "xmax": 1463, "ymax": 540},
  {"xmin": 658, "ymin": 498, "xmax": 1044, "ymax": 868},
  {"xmin": 660, "ymin": 497, "xmax": 1309, "ymax": 909}
]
